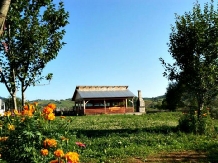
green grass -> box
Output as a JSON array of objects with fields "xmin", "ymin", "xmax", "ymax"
[{"xmin": 52, "ymin": 112, "xmax": 218, "ymax": 163}]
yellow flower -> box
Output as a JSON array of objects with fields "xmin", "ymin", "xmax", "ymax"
[
  {"xmin": 0, "ymin": 137, "xmax": 8, "ymax": 141},
  {"xmin": 8, "ymin": 124, "xmax": 15, "ymax": 130},
  {"xmin": 45, "ymin": 113, "xmax": 55, "ymax": 121},
  {"xmin": 4, "ymin": 111, "xmax": 11, "ymax": 117},
  {"xmin": 64, "ymin": 152, "xmax": 79, "ymax": 163},
  {"xmin": 54, "ymin": 149, "xmax": 64, "ymax": 158},
  {"xmin": 40, "ymin": 149, "xmax": 49, "ymax": 156}
]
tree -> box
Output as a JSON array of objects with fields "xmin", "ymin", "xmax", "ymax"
[
  {"xmin": 0, "ymin": 0, "xmax": 69, "ymax": 107},
  {"xmin": 160, "ymin": 0, "xmax": 218, "ymax": 118},
  {"xmin": 165, "ymin": 82, "xmax": 183, "ymax": 111},
  {"xmin": 0, "ymin": 0, "xmax": 11, "ymax": 36}
]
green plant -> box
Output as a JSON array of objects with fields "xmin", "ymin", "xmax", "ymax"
[
  {"xmin": 0, "ymin": 103, "xmax": 80, "ymax": 163},
  {"xmin": 178, "ymin": 108, "xmax": 215, "ymax": 135}
]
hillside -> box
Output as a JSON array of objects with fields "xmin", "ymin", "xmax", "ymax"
[{"xmin": 30, "ymin": 99, "xmax": 74, "ymax": 109}]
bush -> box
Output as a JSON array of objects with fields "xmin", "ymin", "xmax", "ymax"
[
  {"xmin": 178, "ymin": 108, "xmax": 215, "ymax": 135},
  {"xmin": 0, "ymin": 103, "xmax": 81, "ymax": 163}
]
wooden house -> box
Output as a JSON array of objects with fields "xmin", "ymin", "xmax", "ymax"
[{"xmin": 72, "ymin": 86, "xmax": 135, "ymax": 115}]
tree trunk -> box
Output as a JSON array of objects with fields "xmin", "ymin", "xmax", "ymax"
[
  {"xmin": 12, "ymin": 93, "xmax": 17, "ymax": 110},
  {"xmin": 21, "ymin": 82, "xmax": 25, "ymax": 107},
  {"xmin": 0, "ymin": 0, "xmax": 11, "ymax": 36}
]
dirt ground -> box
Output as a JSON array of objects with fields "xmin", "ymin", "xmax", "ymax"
[{"xmin": 122, "ymin": 151, "xmax": 211, "ymax": 163}]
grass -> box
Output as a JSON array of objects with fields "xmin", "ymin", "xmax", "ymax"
[
  {"xmin": 52, "ymin": 112, "xmax": 218, "ymax": 163},
  {"xmin": 1, "ymin": 112, "xmax": 218, "ymax": 163}
]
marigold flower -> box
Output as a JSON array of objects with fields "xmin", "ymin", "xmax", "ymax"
[
  {"xmin": 23, "ymin": 105, "xmax": 29, "ymax": 110},
  {"xmin": 40, "ymin": 149, "xmax": 49, "ymax": 156},
  {"xmin": 43, "ymin": 106, "xmax": 54, "ymax": 114},
  {"xmin": 21, "ymin": 110, "xmax": 33, "ymax": 117},
  {"xmin": 48, "ymin": 103, "xmax": 56, "ymax": 110},
  {"xmin": 44, "ymin": 138, "xmax": 57, "ymax": 148},
  {"xmin": 4, "ymin": 111, "xmax": 11, "ymax": 117},
  {"xmin": 54, "ymin": 149, "xmax": 64, "ymax": 158},
  {"xmin": 76, "ymin": 142, "xmax": 86, "ymax": 148},
  {"xmin": 45, "ymin": 113, "xmax": 55, "ymax": 121},
  {"xmin": 64, "ymin": 152, "xmax": 79, "ymax": 163},
  {"xmin": 60, "ymin": 116, "xmax": 65, "ymax": 119},
  {"xmin": 8, "ymin": 124, "xmax": 15, "ymax": 130}
]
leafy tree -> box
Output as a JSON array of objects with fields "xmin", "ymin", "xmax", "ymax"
[
  {"xmin": 165, "ymin": 82, "xmax": 182, "ymax": 111},
  {"xmin": 0, "ymin": 0, "xmax": 69, "ymax": 107},
  {"xmin": 0, "ymin": 0, "xmax": 11, "ymax": 36},
  {"xmin": 160, "ymin": 0, "xmax": 218, "ymax": 118}
]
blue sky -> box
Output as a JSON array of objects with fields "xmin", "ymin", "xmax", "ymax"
[{"xmin": 0, "ymin": 0, "xmax": 210, "ymax": 100}]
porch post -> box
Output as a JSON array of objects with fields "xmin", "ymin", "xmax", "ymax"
[
  {"xmin": 104, "ymin": 99, "xmax": 106, "ymax": 114},
  {"xmin": 83, "ymin": 100, "xmax": 86, "ymax": 115}
]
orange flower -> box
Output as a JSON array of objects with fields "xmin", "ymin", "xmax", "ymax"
[
  {"xmin": 8, "ymin": 124, "xmax": 15, "ymax": 130},
  {"xmin": 23, "ymin": 105, "xmax": 29, "ymax": 110},
  {"xmin": 43, "ymin": 106, "xmax": 53, "ymax": 114},
  {"xmin": 54, "ymin": 149, "xmax": 64, "ymax": 158},
  {"xmin": 0, "ymin": 137, "xmax": 8, "ymax": 141},
  {"xmin": 45, "ymin": 113, "xmax": 55, "ymax": 121},
  {"xmin": 21, "ymin": 109, "xmax": 33, "ymax": 117},
  {"xmin": 4, "ymin": 111, "xmax": 11, "ymax": 117},
  {"xmin": 47, "ymin": 103, "xmax": 56, "ymax": 110},
  {"xmin": 40, "ymin": 149, "xmax": 49, "ymax": 156},
  {"xmin": 44, "ymin": 138, "xmax": 57, "ymax": 148},
  {"xmin": 203, "ymin": 113, "xmax": 207, "ymax": 116},
  {"xmin": 60, "ymin": 116, "xmax": 65, "ymax": 119},
  {"xmin": 64, "ymin": 152, "xmax": 79, "ymax": 163}
]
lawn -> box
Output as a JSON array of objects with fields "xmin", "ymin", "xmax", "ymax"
[
  {"xmin": 1, "ymin": 111, "xmax": 218, "ymax": 163},
  {"xmin": 56, "ymin": 112, "xmax": 218, "ymax": 163}
]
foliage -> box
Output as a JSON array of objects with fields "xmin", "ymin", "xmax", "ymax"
[
  {"xmin": 178, "ymin": 108, "xmax": 215, "ymax": 134},
  {"xmin": 160, "ymin": 0, "xmax": 218, "ymax": 118},
  {"xmin": 0, "ymin": 0, "xmax": 69, "ymax": 106},
  {"xmin": 0, "ymin": 103, "xmax": 80, "ymax": 163}
]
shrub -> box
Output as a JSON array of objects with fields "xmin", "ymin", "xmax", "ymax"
[{"xmin": 178, "ymin": 108, "xmax": 215, "ymax": 135}]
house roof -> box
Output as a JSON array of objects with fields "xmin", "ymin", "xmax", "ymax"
[{"xmin": 72, "ymin": 86, "xmax": 135, "ymax": 101}]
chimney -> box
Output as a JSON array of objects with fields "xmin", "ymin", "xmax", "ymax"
[{"xmin": 137, "ymin": 90, "xmax": 145, "ymax": 113}]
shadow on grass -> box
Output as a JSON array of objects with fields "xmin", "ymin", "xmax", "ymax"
[{"xmin": 69, "ymin": 125, "xmax": 179, "ymax": 138}]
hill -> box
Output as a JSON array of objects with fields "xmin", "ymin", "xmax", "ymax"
[{"xmin": 29, "ymin": 98, "xmax": 74, "ymax": 109}]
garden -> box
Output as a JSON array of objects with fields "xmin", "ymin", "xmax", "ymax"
[{"xmin": 0, "ymin": 103, "xmax": 218, "ymax": 163}]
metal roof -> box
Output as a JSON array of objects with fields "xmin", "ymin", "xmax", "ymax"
[{"xmin": 72, "ymin": 90, "xmax": 135, "ymax": 101}]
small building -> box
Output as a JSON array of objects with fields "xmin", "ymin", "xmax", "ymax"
[
  {"xmin": 72, "ymin": 86, "xmax": 135, "ymax": 115},
  {"xmin": 0, "ymin": 98, "xmax": 6, "ymax": 115}
]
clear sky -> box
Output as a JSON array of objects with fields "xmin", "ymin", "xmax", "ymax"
[{"xmin": 0, "ymin": 0, "xmax": 211, "ymax": 100}]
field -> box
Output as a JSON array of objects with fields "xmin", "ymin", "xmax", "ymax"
[{"xmin": 54, "ymin": 112, "xmax": 218, "ymax": 163}]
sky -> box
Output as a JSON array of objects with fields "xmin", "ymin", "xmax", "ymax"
[{"xmin": 0, "ymin": 0, "xmax": 211, "ymax": 100}]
